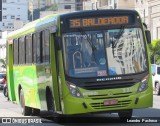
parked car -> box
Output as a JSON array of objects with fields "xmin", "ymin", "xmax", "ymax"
[
  {"xmin": 151, "ymin": 64, "xmax": 160, "ymax": 95},
  {"xmin": 0, "ymin": 72, "xmax": 6, "ymax": 90}
]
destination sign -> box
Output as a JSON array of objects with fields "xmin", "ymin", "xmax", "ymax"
[{"xmin": 69, "ymin": 16, "xmax": 129, "ymax": 28}]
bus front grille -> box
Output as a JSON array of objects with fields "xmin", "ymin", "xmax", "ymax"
[
  {"xmin": 81, "ymin": 81, "xmax": 136, "ymax": 90},
  {"xmin": 90, "ymin": 100, "xmax": 131, "ymax": 109},
  {"xmin": 88, "ymin": 92, "xmax": 132, "ymax": 100}
]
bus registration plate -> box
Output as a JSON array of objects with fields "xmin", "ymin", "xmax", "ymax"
[{"xmin": 104, "ymin": 99, "xmax": 118, "ymax": 106}]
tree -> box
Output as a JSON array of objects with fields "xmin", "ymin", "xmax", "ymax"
[
  {"xmin": 0, "ymin": 58, "xmax": 6, "ymax": 69},
  {"xmin": 148, "ymin": 39, "xmax": 160, "ymax": 64}
]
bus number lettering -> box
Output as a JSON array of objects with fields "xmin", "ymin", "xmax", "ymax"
[{"xmin": 70, "ymin": 19, "xmax": 80, "ymax": 28}]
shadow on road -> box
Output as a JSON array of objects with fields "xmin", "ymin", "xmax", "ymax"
[{"xmin": 40, "ymin": 107, "xmax": 160, "ymax": 125}]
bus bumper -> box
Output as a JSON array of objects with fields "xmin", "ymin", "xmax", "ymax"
[{"xmin": 62, "ymin": 88, "xmax": 153, "ymax": 115}]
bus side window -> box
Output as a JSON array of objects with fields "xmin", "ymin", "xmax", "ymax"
[
  {"xmin": 18, "ymin": 37, "xmax": 25, "ymax": 65},
  {"xmin": 32, "ymin": 34, "xmax": 37, "ymax": 64},
  {"xmin": 13, "ymin": 39, "xmax": 19, "ymax": 65},
  {"xmin": 36, "ymin": 33, "xmax": 42, "ymax": 63},
  {"xmin": 41, "ymin": 30, "xmax": 50, "ymax": 63},
  {"xmin": 25, "ymin": 35, "xmax": 32, "ymax": 64},
  {"xmin": 45, "ymin": 29, "xmax": 50, "ymax": 63}
]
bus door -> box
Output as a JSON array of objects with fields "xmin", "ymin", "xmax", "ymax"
[
  {"xmin": 49, "ymin": 31, "xmax": 61, "ymax": 112},
  {"xmin": 7, "ymin": 40, "xmax": 16, "ymax": 101}
]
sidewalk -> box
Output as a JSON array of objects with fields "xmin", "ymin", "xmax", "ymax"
[{"xmin": 0, "ymin": 90, "xmax": 24, "ymax": 117}]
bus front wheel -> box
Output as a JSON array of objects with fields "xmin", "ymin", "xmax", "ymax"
[
  {"xmin": 118, "ymin": 109, "xmax": 132, "ymax": 121},
  {"xmin": 46, "ymin": 89, "xmax": 55, "ymax": 113},
  {"xmin": 20, "ymin": 89, "xmax": 32, "ymax": 116}
]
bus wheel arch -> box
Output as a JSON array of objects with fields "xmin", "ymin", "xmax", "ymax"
[
  {"xmin": 46, "ymin": 86, "xmax": 55, "ymax": 112},
  {"xmin": 18, "ymin": 85, "xmax": 32, "ymax": 116},
  {"xmin": 18, "ymin": 85, "xmax": 22, "ymax": 100}
]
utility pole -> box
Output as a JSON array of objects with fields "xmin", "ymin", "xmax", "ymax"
[
  {"xmin": 113, "ymin": 0, "xmax": 116, "ymax": 9},
  {"xmin": 144, "ymin": 9, "xmax": 145, "ymax": 23},
  {"xmin": 31, "ymin": 0, "xmax": 34, "ymax": 21}
]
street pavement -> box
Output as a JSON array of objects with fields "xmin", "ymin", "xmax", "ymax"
[{"xmin": 0, "ymin": 90, "xmax": 160, "ymax": 126}]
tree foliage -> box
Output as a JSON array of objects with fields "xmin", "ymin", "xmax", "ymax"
[
  {"xmin": 0, "ymin": 58, "xmax": 6, "ymax": 69},
  {"xmin": 148, "ymin": 39, "xmax": 160, "ymax": 64}
]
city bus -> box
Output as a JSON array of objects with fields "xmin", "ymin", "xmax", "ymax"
[{"xmin": 7, "ymin": 9, "xmax": 153, "ymax": 120}]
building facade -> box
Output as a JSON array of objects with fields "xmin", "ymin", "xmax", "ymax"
[
  {"xmin": 83, "ymin": 0, "xmax": 148, "ymax": 24},
  {"xmin": 0, "ymin": 31, "xmax": 7, "ymax": 72},
  {"xmin": 0, "ymin": 0, "xmax": 28, "ymax": 32},
  {"xmin": 57, "ymin": 0, "xmax": 76, "ymax": 13},
  {"xmin": 147, "ymin": 0, "xmax": 160, "ymax": 40},
  {"xmin": 28, "ymin": 0, "xmax": 55, "ymax": 11}
]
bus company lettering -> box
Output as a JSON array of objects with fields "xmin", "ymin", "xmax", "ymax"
[
  {"xmin": 70, "ymin": 16, "xmax": 129, "ymax": 28},
  {"xmin": 97, "ymin": 77, "xmax": 122, "ymax": 81}
]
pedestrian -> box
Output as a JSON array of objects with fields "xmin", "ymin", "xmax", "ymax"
[{"xmin": 1, "ymin": 75, "xmax": 7, "ymax": 97}]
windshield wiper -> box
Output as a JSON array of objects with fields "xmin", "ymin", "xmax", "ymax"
[
  {"xmin": 111, "ymin": 25, "xmax": 126, "ymax": 56},
  {"xmin": 112, "ymin": 25, "xmax": 125, "ymax": 48},
  {"xmin": 78, "ymin": 28, "xmax": 97, "ymax": 51}
]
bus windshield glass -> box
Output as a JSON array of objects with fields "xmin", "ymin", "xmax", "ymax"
[{"xmin": 62, "ymin": 28, "xmax": 147, "ymax": 77}]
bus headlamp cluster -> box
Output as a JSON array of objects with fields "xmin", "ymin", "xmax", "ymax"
[
  {"xmin": 66, "ymin": 81, "xmax": 83, "ymax": 98},
  {"xmin": 137, "ymin": 75, "xmax": 149, "ymax": 92}
]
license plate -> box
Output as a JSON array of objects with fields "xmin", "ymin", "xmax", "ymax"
[{"xmin": 104, "ymin": 99, "xmax": 118, "ymax": 106}]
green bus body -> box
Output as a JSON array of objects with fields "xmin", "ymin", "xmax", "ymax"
[{"xmin": 7, "ymin": 10, "xmax": 153, "ymax": 116}]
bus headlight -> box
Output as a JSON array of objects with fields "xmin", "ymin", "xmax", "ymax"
[
  {"xmin": 66, "ymin": 81, "xmax": 83, "ymax": 98},
  {"xmin": 137, "ymin": 75, "xmax": 149, "ymax": 92}
]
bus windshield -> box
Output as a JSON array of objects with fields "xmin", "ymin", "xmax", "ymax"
[{"xmin": 62, "ymin": 28, "xmax": 147, "ymax": 77}]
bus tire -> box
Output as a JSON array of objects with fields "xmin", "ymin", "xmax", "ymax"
[
  {"xmin": 32, "ymin": 108, "xmax": 40, "ymax": 116},
  {"xmin": 155, "ymin": 82, "xmax": 160, "ymax": 95},
  {"xmin": 46, "ymin": 89, "xmax": 55, "ymax": 113},
  {"xmin": 53, "ymin": 113, "xmax": 63, "ymax": 123},
  {"xmin": 118, "ymin": 109, "xmax": 132, "ymax": 122},
  {"xmin": 20, "ymin": 89, "xmax": 32, "ymax": 116}
]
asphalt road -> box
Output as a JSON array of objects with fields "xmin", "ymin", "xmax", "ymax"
[{"xmin": 0, "ymin": 90, "xmax": 160, "ymax": 126}]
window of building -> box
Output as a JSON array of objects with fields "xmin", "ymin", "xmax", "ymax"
[
  {"xmin": 3, "ymin": 0, "xmax": 7, "ymax": 3},
  {"xmin": 64, "ymin": 5, "xmax": 71, "ymax": 9},
  {"xmin": 11, "ymin": 16, "xmax": 15, "ymax": 19},
  {"xmin": 8, "ymin": 23, "xmax": 13, "ymax": 26},
  {"xmin": 13, "ymin": 39, "xmax": 19, "ymax": 65},
  {"xmin": 25, "ymin": 35, "xmax": 32, "ymax": 64},
  {"xmin": 3, "ymin": 16, "xmax": 7, "ymax": 19}
]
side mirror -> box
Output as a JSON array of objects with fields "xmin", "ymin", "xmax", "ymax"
[
  {"xmin": 143, "ymin": 23, "xmax": 151, "ymax": 44},
  {"xmin": 145, "ymin": 30, "xmax": 151, "ymax": 44}
]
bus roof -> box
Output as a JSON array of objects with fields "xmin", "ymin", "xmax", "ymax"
[
  {"xmin": 7, "ymin": 14, "xmax": 59, "ymax": 39},
  {"xmin": 7, "ymin": 9, "xmax": 139, "ymax": 40}
]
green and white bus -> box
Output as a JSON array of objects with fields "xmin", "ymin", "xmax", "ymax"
[{"xmin": 7, "ymin": 9, "xmax": 153, "ymax": 120}]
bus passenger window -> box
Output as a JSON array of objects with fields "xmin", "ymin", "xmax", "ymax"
[
  {"xmin": 32, "ymin": 34, "xmax": 37, "ymax": 63},
  {"xmin": 13, "ymin": 39, "xmax": 18, "ymax": 65},
  {"xmin": 36, "ymin": 33, "xmax": 42, "ymax": 63}
]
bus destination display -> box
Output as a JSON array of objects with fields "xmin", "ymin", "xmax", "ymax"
[{"xmin": 69, "ymin": 16, "xmax": 129, "ymax": 28}]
